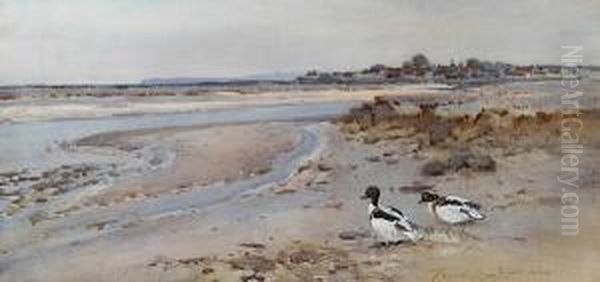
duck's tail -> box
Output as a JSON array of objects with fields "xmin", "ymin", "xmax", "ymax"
[{"xmin": 464, "ymin": 208, "xmax": 486, "ymax": 220}]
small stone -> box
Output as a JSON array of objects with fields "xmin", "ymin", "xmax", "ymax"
[
  {"xmin": 29, "ymin": 211, "xmax": 50, "ymax": 225},
  {"xmin": 274, "ymin": 187, "xmax": 296, "ymax": 194},
  {"xmin": 46, "ymin": 188, "xmax": 60, "ymax": 195},
  {"xmin": 398, "ymin": 184, "xmax": 434, "ymax": 193},
  {"xmin": 328, "ymin": 262, "xmax": 336, "ymax": 274},
  {"xmin": 365, "ymin": 156, "xmax": 381, "ymax": 162},
  {"xmin": 34, "ymin": 197, "xmax": 48, "ymax": 203},
  {"xmin": 338, "ymin": 230, "xmax": 369, "ymax": 241},
  {"xmin": 312, "ymin": 173, "xmax": 330, "ymax": 185},
  {"xmin": 363, "ymin": 135, "xmax": 381, "ymax": 144},
  {"xmin": 324, "ymin": 201, "xmax": 343, "ymax": 209},
  {"xmin": 317, "ymin": 163, "xmax": 333, "ymax": 172},
  {"xmin": 384, "ymin": 157, "xmax": 400, "ymax": 165},
  {"xmin": 239, "ymin": 242, "xmax": 266, "ymax": 249},
  {"xmin": 297, "ymin": 162, "xmax": 312, "ymax": 173},
  {"xmin": 421, "ymin": 160, "xmax": 447, "ymax": 176}
]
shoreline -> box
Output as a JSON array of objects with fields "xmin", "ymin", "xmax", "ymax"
[
  {"xmin": 1, "ymin": 80, "xmax": 600, "ymax": 281},
  {"xmin": 0, "ymin": 122, "xmax": 326, "ymax": 265},
  {"xmin": 4, "ymin": 116, "xmax": 599, "ymax": 281},
  {"xmin": 0, "ymin": 84, "xmax": 464, "ymax": 124}
]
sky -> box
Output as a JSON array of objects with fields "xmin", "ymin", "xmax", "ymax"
[{"xmin": 0, "ymin": 0, "xmax": 598, "ymax": 84}]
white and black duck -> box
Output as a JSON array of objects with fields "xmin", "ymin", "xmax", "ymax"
[
  {"xmin": 419, "ymin": 191, "xmax": 486, "ymax": 225},
  {"xmin": 361, "ymin": 186, "xmax": 422, "ymax": 244}
]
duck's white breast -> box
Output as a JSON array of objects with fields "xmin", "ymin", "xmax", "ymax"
[{"xmin": 371, "ymin": 218, "xmax": 404, "ymax": 242}]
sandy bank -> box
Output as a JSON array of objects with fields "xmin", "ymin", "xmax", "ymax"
[
  {"xmin": 78, "ymin": 123, "xmax": 302, "ymax": 206},
  {"xmin": 0, "ymin": 84, "xmax": 461, "ymax": 123}
]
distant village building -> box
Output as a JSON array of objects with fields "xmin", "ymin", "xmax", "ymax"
[{"xmin": 296, "ymin": 54, "xmax": 562, "ymax": 85}]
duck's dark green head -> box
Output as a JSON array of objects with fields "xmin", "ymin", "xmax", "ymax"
[
  {"xmin": 419, "ymin": 191, "xmax": 439, "ymax": 203},
  {"xmin": 361, "ymin": 186, "xmax": 380, "ymax": 204}
]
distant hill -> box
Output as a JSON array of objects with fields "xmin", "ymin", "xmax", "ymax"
[{"xmin": 141, "ymin": 72, "xmax": 301, "ymax": 85}]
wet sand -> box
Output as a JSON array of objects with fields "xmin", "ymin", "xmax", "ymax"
[
  {"xmin": 0, "ymin": 84, "xmax": 462, "ymax": 123},
  {"xmin": 78, "ymin": 123, "xmax": 302, "ymax": 206},
  {"xmin": 1, "ymin": 80, "xmax": 600, "ymax": 281},
  {"xmin": 3, "ymin": 123, "xmax": 598, "ymax": 281}
]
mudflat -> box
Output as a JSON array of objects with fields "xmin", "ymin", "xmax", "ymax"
[{"xmin": 1, "ymin": 80, "xmax": 599, "ymax": 281}]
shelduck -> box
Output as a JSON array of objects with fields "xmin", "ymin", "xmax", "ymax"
[
  {"xmin": 361, "ymin": 186, "xmax": 422, "ymax": 244},
  {"xmin": 419, "ymin": 191, "xmax": 486, "ymax": 224}
]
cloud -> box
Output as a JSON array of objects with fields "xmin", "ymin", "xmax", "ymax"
[
  {"xmin": 0, "ymin": 0, "xmax": 598, "ymax": 84},
  {"xmin": 0, "ymin": 1, "xmax": 15, "ymax": 37}
]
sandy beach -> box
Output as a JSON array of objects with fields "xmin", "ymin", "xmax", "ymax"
[
  {"xmin": 0, "ymin": 84, "xmax": 459, "ymax": 124},
  {"xmin": 1, "ymin": 80, "xmax": 600, "ymax": 281}
]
